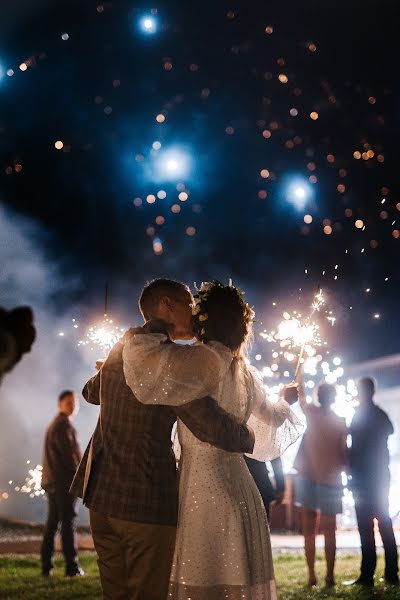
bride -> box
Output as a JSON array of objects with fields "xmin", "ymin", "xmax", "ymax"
[{"xmin": 123, "ymin": 281, "xmax": 302, "ymax": 600}]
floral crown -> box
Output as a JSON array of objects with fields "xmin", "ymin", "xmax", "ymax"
[{"xmin": 192, "ymin": 279, "xmax": 255, "ymax": 340}]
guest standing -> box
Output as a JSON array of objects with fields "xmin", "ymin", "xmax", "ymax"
[
  {"xmin": 294, "ymin": 381, "xmax": 347, "ymax": 587},
  {"xmin": 41, "ymin": 390, "xmax": 83, "ymax": 577},
  {"xmin": 346, "ymin": 377, "xmax": 398, "ymax": 587}
]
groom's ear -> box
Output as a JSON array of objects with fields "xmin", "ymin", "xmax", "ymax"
[{"xmin": 159, "ymin": 296, "xmax": 172, "ymax": 310}]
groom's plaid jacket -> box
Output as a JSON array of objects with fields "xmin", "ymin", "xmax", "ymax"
[{"xmin": 70, "ymin": 329, "xmax": 254, "ymax": 526}]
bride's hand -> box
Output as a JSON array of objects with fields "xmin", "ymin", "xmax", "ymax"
[{"xmin": 282, "ymin": 383, "xmax": 298, "ymax": 405}]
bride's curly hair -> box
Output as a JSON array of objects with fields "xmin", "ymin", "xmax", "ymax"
[{"xmin": 193, "ymin": 281, "xmax": 254, "ymax": 354}]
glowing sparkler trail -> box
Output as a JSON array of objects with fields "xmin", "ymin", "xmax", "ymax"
[
  {"xmin": 311, "ymin": 289, "xmax": 325, "ymax": 313},
  {"xmin": 274, "ymin": 318, "xmax": 320, "ymax": 349},
  {"xmin": 264, "ymin": 289, "xmax": 328, "ymax": 379},
  {"xmin": 76, "ymin": 284, "xmax": 126, "ymax": 354},
  {"xmin": 294, "ymin": 288, "xmax": 326, "ymax": 377},
  {"xmin": 78, "ymin": 315, "xmax": 126, "ymax": 353}
]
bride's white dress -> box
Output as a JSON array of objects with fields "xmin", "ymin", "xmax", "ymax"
[{"xmin": 123, "ymin": 334, "xmax": 302, "ymax": 600}]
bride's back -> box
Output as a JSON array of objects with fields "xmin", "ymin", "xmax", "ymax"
[
  {"xmin": 177, "ymin": 342, "xmax": 252, "ymax": 451},
  {"xmin": 179, "ymin": 280, "xmax": 255, "ymax": 451}
]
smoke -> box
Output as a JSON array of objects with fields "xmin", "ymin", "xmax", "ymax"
[{"xmin": 0, "ymin": 205, "xmax": 97, "ymax": 522}]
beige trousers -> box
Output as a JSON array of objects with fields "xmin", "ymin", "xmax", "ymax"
[{"xmin": 90, "ymin": 510, "xmax": 176, "ymax": 600}]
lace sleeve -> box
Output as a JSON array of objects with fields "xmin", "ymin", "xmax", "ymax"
[
  {"xmin": 245, "ymin": 366, "xmax": 303, "ymax": 462},
  {"xmin": 122, "ymin": 333, "xmax": 228, "ymax": 406}
]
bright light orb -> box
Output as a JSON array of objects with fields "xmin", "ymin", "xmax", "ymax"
[
  {"xmin": 156, "ymin": 148, "xmax": 191, "ymax": 181},
  {"xmin": 295, "ymin": 186, "xmax": 306, "ymax": 199},
  {"xmin": 140, "ymin": 16, "xmax": 157, "ymax": 33},
  {"xmin": 286, "ymin": 178, "xmax": 312, "ymax": 210},
  {"xmin": 166, "ymin": 159, "xmax": 178, "ymax": 172}
]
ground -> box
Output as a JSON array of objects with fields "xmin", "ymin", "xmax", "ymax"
[{"xmin": 0, "ymin": 553, "xmax": 399, "ymax": 599}]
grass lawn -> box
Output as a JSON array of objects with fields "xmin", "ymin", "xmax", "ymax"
[{"xmin": 0, "ymin": 552, "xmax": 399, "ymax": 599}]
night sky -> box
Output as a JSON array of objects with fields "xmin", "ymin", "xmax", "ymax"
[{"xmin": 1, "ymin": 0, "xmax": 399, "ymax": 363}]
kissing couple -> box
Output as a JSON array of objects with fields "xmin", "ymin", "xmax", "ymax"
[{"xmin": 71, "ymin": 278, "xmax": 303, "ymax": 600}]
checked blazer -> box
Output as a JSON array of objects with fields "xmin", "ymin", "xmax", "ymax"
[{"xmin": 70, "ymin": 331, "xmax": 254, "ymax": 526}]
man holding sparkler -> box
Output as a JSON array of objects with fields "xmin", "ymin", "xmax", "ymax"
[{"xmin": 71, "ymin": 279, "xmax": 255, "ymax": 600}]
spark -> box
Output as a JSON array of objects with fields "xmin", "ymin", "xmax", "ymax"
[
  {"xmin": 19, "ymin": 464, "xmax": 45, "ymax": 498},
  {"xmin": 311, "ymin": 289, "xmax": 325, "ymax": 313},
  {"xmin": 262, "ymin": 289, "xmax": 331, "ymax": 379},
  {"xmin": 273, "ymin": 317, "xmax": 321, "ymax": 349},
  {"xmin": 78, "ymin": 315, "xmax": 126, "ymax": 353}
]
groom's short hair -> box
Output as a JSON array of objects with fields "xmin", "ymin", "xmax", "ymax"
[{"xmin": 139, "ymin": 279, "xmax": 189, "ymax": 320}]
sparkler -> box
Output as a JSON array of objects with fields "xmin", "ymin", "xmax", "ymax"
[
  {"xmin": 75, "ymin": 284, "xmax": 126, "ymax": 354},
  {"xmin": 264, "ymin": 289, "xmax": 327, "ymax": 379},
  {"xmin": 20, "ymin": 464, "xmax": 45, "ymax": 498},
  {"xmin": 77, "ymin": 315, "xmax": 126, "ymax": 353},
  {"xmin": 294, "ymin": 288, "xmax": 325, "ymax": 377},
  {"xmin": 0, "ymin": 463, "xmax": 46, "ymax": 502}
]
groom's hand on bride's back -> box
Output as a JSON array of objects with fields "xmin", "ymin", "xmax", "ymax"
[{"xmin": 175, "ymin": 397, "xmax": 255, "ymax": 454}]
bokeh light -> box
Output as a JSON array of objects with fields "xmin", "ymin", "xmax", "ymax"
[
  {"xmin": 286, "ymin": 178, "xmax": 312, "ymax": 210},
  {"xmin": 153, "ymin": 238, "xmax": 163, "ymax": 254},
  {"xmin": 140, "ymin": 15, "xmax": 157, "ymax": 34},
  {"xmin": 154, "ymin": 148, "xmax": 191, "ymax": 181}
]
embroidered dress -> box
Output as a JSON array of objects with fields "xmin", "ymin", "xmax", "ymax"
[{"xmin": 123, "ymin": 334, "xmax": 302, "ymax": 600}]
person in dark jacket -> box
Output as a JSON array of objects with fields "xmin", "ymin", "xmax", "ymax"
[
  {"xmin": 244, "ymin": 456, "xmax": 285, "ymax": 521},
  {"xmin": 346, "ymin": 377, "xmax": 398, "ymax": 587},
  {"xmin": 41, "ymin": 390, "xmax": 83, "ymax": 577}
]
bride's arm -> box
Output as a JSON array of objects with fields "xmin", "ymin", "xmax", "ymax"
[
  {"xmin": 245, "ymin": 365, "xmax": 303, "ymax": 461},
  {"xmin": 122, "ymin": 326, "xmax": 226, "ymax": 406},
  {"xmin": 249, "ymin": 367, "xmax": 297, "ymax": 428},
  {"xmin": 123, "ymin": 323, "xmax": 255, "ymax": 453}
]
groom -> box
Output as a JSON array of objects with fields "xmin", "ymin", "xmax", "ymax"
[{"xmin": 71, "ymin": 279, "xmax": 255, "ymax": 600}]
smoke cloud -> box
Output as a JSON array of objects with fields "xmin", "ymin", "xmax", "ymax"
[{"xmin": 0, "ymin": 205, "xmax": 97, "ymax": 522}]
